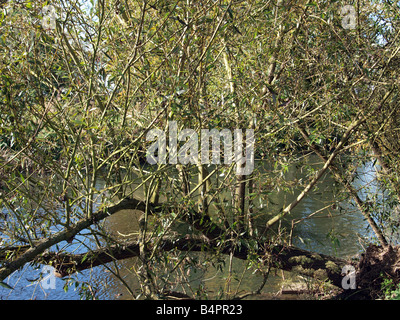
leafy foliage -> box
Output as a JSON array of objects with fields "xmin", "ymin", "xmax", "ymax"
[{"xmin": 1, "ymin": 0, "xmax": 400, "ymax": 299}]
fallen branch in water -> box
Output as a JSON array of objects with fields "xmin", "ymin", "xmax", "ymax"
[
  {"xmin": 0, "ymin": 197, "xmax": 149, "ymax": 282},
  {"xmin": 2, "ymin": 194, "xmax": 393, "ymax": 300},
  {"xmin": 2, "ymin": 197, "xmax": 396, "ymax": 300},
  {"xmin": 37, "ymin": 235, "xmax": 350, "ymax": 290},
  {"xmin": 0, "ymin": 194, "xmax": 352, "ymax": 295},
  {"xmin": 39, "ymin": 236, "xmax": 400, "ymax": 299}
]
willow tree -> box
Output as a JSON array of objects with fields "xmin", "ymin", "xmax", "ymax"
[{"xmin": 1, "ymin": 0, "xmax": 400, "ymax": 300}]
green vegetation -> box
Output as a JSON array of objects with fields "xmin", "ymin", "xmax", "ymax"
[
  {"xmin": 382, "ymin": 276, "xmax": 400, "ymax": 300},
  {"xmin": 0, "ymin": 0, "xmax": 400, "ymax": 300}
]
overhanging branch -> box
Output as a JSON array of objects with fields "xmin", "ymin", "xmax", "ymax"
[
  {"xmin": 37, "ymin": 235, "xmax": 350, "ymax": 289},
  {"xmin": 0, "ymin": 197, "xmax": 148, "ymax": 281}
]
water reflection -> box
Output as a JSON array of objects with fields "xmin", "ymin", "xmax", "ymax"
[
  {"xmin": 94, "ymin": 155, "xmax": 375, "ymax": 299},
  {"xmin": 0, "ymin": 156, "xmax": 384, "ymax": 299}
]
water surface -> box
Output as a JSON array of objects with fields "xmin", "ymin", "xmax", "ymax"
[{"xmin": 0, "ymin": 156, "xmax": 383, "ymax": 299}]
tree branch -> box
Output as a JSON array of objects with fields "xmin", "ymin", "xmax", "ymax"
[
  {"xmin": 265, "ymin": 113, "xmax": 367, "ymax": 228},
  {"xmin": 297, "ymin": 124, "xmax": 388, "ymax": 247},
  {"xmin": 37, "ymin": 235, "xmax": 350, "ymax": 290},
  {"xmin": 0, "ymin": 197, "xmax": 148, "ymax": 281}
]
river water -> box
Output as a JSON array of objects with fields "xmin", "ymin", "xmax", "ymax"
[{"xmin": 0, "ymin": 156, "xmax": 389, "ymax": 300}]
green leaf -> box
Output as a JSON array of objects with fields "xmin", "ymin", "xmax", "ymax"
[
  {"xmin": 81, "ymin": 252, "xmax": 89, "ymax": 264},
  {"xmin": 0, "ymin": 281, "xmax": 13, "ymax": 290}
]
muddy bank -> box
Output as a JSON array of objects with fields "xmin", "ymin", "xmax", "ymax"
[
  {"xmin": 326, "ymin": 244, "xmax": 400, "ymax": 300},
  {"xmin": 353, "ymin": 244, "xmax": 400, "ymax": 299},
  {"xmin": 253, "ymin": 244, "xmax": 400, "ymax": 300}
]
